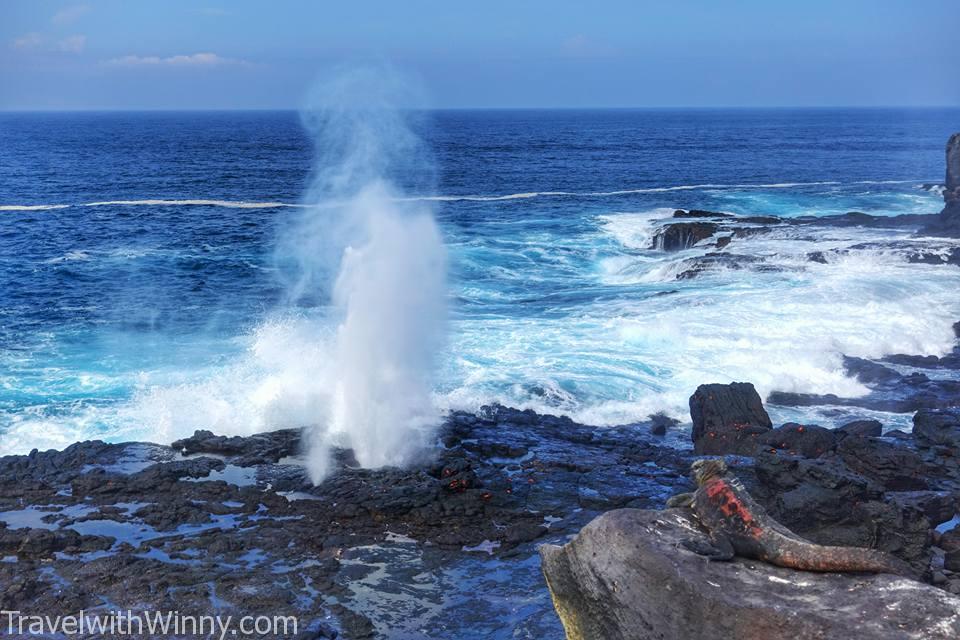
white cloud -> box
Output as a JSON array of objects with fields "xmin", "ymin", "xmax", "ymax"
[
  {"xmin": 11, "ymin": 32, "xmax": 44, "ymax": 50},
  {"xmin": 52, "ymin": 4, "xmax": 91, "ymax": 25},
  {"xmin": 58, "ymin": 35, "xmax": 86, "ymax": 53},
  {"xmin": 107, "ymin": 52, "xmax": 247, "ymax": 67}
]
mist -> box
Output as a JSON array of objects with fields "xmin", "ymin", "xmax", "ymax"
[{"xmin": 279, "ymin": 67, "xmax": 447, "ymax": 483}]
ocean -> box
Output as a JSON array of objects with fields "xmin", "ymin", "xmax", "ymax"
[{"xmin": 1, "ymin": 108, "xmax": 959, "ymax": 454}]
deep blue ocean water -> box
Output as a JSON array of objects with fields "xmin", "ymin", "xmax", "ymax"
[{"xmin": 1, "ymin": 108, "xmax": 959, "ymax": 452}]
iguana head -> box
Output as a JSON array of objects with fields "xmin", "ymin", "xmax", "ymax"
[{"xmin": 691, "ymin": 459, "xmax": 727, "ymax": 486}]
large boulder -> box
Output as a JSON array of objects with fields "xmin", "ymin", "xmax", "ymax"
[
  {"xmin": 690, "ymin": 383, "xmax": 773, "ymax": 455},
  {"xmin": 540, "ymin": 508, "xmax": 960, "ymax": 640},
  {"xmin": 913, "ymin": 408, "xmax": 960, "ymax": 450}
]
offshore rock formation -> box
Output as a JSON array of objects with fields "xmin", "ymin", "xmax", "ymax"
[
  {"xmin": 540, "ymin": 508, "xmax": 960, "ymax": 640},
  {"xmin": 924, "ymin": 132, "xmax": 960, "ymax": 237}
]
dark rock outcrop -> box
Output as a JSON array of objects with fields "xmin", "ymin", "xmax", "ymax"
[
  {"xmin": 887, "ymin": 491, "xmax": 957, "ymax": 529},
  {"xmin": 757, "ymin": 423, "xmax": 836, "ymax": 458},
  {"xmin": 942, "ymin": 527, "xmax": 960, "ymax": 572},
  {"xmin": 914, "ymin": 408, "xmax": 960, "ymax": 450},
  {"xmin": 672, "ymin": 208, "xmax": 734, "ymax": 219},
  {"xmin": 831, "ymin": 435, "xmax": 928, "ymax": 491},
  {"xmin": 689, "ymin": 382, "xmax": 773, "ymax": 455},
  {"xmin": 836, "ymin": 419, "xmax": 884, "ymax": 439},
  {"xmin": 923, "ymin": 132, "xmax": 960, "ymax": 237},
  {"xmin": 751, "ymin": 453, "xmax": 931, "ymax": 571},
  {"xmin": 540, "ymin": 508, "xmax": 960, "ymax": 640},
  {"xmin": 652, "ymin": 222, "xmax": 718, "ymax": 251}
]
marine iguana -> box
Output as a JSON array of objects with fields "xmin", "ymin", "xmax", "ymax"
[{"xmin": 666, "ymin": 459, "xmax": 916, "ymax": 577}]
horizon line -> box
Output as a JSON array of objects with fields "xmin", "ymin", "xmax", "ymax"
[{"xmin": 2, "ymin": 105, "xmax": 960, "ymax": 114}]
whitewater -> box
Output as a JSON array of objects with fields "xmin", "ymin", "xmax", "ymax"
[{"xmin": 1, "ymin": 107, "xmax": 958, "ymax": 454}]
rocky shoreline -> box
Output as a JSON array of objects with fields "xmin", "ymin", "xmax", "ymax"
[{"xmin": 2, "ymin": 319, "xmax": 959, "ymax": 638}]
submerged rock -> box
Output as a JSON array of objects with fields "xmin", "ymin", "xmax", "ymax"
[
  {"xmin": 689, "ymin": 382, "xmax": 772, "ymax": 455},
  {"xmin": 540, "ymin": 508, "xmax": 960, "ymax": 640}
]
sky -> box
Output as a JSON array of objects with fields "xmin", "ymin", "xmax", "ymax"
[{"xmin": 1, "ymin": 0, "xmax": 958, "ymax": 110}]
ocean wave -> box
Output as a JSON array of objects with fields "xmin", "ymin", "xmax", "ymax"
[
  {"xmin": 84, "ymin": 199, "xmax": 307, "ymax": 209},
  {"xmin": 0, "ymin": 204, "xmax": 71, "ymax": 211},
  {"xmin": 0, "ymin": 178, "xmax": 937, "ymax": 212}
]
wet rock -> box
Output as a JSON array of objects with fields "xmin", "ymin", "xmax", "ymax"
[
  {"xmin": 651, "ymin": 222, "xmax": 718, "ymax": 251},
  {"xmin": 914, "ymin": 408, "xmax": 960, "ymax": 450},
  {"xmin": 884, "ymin": 350, "xmax": 960, "ymax": 370},
  {"xmin": 689, "ymin": 382, "xmax": 772, "ymax": 455},
  {"xmin": 843, "ymin": 356, "xmax": 901, "ymax": 384},
  {"xmin": 675, "ymin": 252, "xmax": 775, "ymax": 279},
  {"xmin": 540, "ymin": 508, "xmax": 960, "ymax": 640},
  {"xmin": 757, "ymin": 423, "xmax": 836, "ymax": 458},
  {"xmin": 172, "ymin": 428, "xmax": 301, "ymax": 465},
  {"xmin": 836, "ymin": 419, "xmax": 884, "ymax": 439},
  {"xmin": 767, "ymin": 375, "xmax": 960, "ymax": 413},
  {"xmin": 908, "ymin": 247, "xmax": 960, "ymax": 266},
  {"xmin": 672, "ymin": 208, "xmax": 733, "ymax": 219},
  {"xmin": 0, "ymin": 440, "xmax": 153, "ymax": 487},
  {"xmin": 0, "ymin": 527, "xmax": 114, "ymax": 559},
  {"xmin": 648, "ymin": 412, "xmax": 677, "ymax": 436}
]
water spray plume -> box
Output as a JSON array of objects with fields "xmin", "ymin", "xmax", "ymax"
[{"xmin": 283, "ymin": 66, "xmax": 447, "ymax": 484}]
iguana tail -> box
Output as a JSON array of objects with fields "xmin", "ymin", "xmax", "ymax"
[{"xmin": 769, "ymin": 538, "xmax": 917, "ymax": 579}]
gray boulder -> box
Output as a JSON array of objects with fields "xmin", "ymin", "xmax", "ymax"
[
  {"xmin": 690, "ymin": 382, "xmax": 773, "ymax": 455},
  {"xmin": 540, "ymin": 508, "xmax": 960, "ymax": 640}
]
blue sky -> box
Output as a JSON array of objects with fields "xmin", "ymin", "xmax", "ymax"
[{"xmin": 1, "ymin": 0, "xmax": 957, "ymax": 109}]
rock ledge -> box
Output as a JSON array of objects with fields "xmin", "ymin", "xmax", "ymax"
[{"xmin": 540, "ymin": 508, "xmax": 960, "ymax": 640}]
